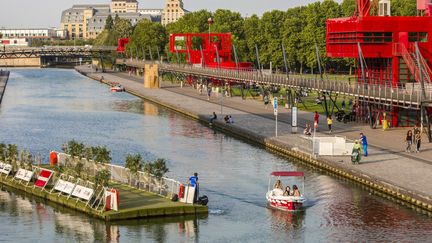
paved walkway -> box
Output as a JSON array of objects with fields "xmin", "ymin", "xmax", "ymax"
[{"xmin": 77, "ymin": 66, "xmax": 432, "ymax": 204}]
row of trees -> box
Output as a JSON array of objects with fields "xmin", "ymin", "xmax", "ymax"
[
  {"xmin": 62, "ymin": 140, "xmax": 169, "ymax": 180},
  {"xmin": 0, "ymin": 143, "xmax": 42, "ymax": 171},
  {"xmin": 96, "ymin": 0, "xmax": 417, "ymax": 73}
]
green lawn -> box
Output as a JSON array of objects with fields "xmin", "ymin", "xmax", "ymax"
[{"xmin": 229, "ymin": 86, "xmax": 354, "ymax": 115}]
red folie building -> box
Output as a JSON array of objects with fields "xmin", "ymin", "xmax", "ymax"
[
  {"xmin": 169, "ymin": 33, "xmax": 252, "ymax": 69},
  {"xmin": 326, "ymin": 0, "xmax": 432, "ymax": 127}
]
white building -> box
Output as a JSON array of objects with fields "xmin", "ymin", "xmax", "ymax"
[
  {"xmin": 138, "ymin": 9, "xmax": 162, "ymax": 16},
  {"xmin": 0, "ymin": 38, "xmax": 31, "ymax": 47},
  {"xmin": 0, "ymin": 28, "xmax": 58, "ymax": 39}
]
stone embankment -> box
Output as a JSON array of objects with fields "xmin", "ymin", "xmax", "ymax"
[{"xmin": 76, "ymin": 66, "xmax": 432, "ymax": 214}]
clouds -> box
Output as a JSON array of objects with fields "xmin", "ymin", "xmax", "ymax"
[{"xmin": 0, "ymin": 0, "xmax": 324, "ymax": 28}]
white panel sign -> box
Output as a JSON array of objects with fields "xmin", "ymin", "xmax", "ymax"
[
  {"xmin": 55, "ymin": 180, "xmax": 77, "ymax": 195},
  {"xmin": 54, "ymin": 179, "xmax": 67, "ymax": 192},
  {"xmin": 23, "ymin": 170, "xmax": 33, "ymax": 182},
  {"xmin": 292, "ymin": 107, "xmax": 298, "ymax": 127},
  {"xmin": 63, "ymin": 181, "xmax": 76, "ymax": 195},
  {"xmin": 15, "ymin": 169, "xmax": 33, "ymax": 182},
  {"xmin": 72, "ymin": 185, "xmax": 94, "ymax": 201},
  {"xmin": 0, "ymin": 164, "xmax": 12, "ymax": 175},
  {"xmin": 72, "ymin": 185, "xmax": 85, "ymax": 198}
]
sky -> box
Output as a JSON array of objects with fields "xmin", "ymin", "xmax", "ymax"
[{"xmin": 0, "ymin": 0, "xmax": 327, "ymax": 28}]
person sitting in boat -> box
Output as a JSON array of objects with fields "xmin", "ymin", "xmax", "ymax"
[
  {"xmin": 292, "ymin": 185, "xmax": 301, "ymax": 197},
  {"xmin": 274, "ymin": 180, "xmax": 283, "ymax": 189},
  {"xmin": 272, "ymin": 180, "xmax": 284, "ymax": 196},
  {"xmin": 283, "ymin": 186, "xmax": 291, "ymax": 196}
]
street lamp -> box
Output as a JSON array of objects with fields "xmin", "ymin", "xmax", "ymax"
[{"xmin": 207, "ymin": 17, "xmax": 213, "ymax": 47}]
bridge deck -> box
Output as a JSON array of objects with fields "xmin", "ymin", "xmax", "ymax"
[{"xmin": 117, "ymin": 59, "xmax": 432, "ymax": 109}]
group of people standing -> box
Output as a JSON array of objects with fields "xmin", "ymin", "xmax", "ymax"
[{"xmin": 405, "ymin": 126, "xmax": 422, "ymax": 153}]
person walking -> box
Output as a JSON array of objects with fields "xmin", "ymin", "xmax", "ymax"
[
  {"xmin": 264, "ymin": 95, "xmax": 269, "ymax": 109},
  {"xmin": 415, "ymin": 129, "xmax": 422, "ymax": 153},
  {"xmin": 314, "ymin": 111, "xmax": 320, "ymax": 131},
  {"xmin": 207, "ymin": 87, "xmax": 212, "ymax": 100},
  {"xmin": 360, "ymin": 133, "xmax": 368, "ymax": 157},
  {"xmin": 351, "ymin": 140, "xmax": 362, "ymax": 164},
  {"xmin": 406, "ymin": 130, "xmax": 413, "ymax": 153},
  {"xmin": 327, "ymin": 115, "xmax": 333, "ymax": 133}
]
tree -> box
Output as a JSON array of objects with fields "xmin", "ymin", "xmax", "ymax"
[
  {"xmin": 126, "ymin": 19, "xmax": 167, "ymax": 59},
  {"xmin": 144, "ymin": 158, "xmax": 169, "ymax": 179},
  {"xmin": 259, "ymin": 10, "xmax": 287, "ymax": 69},
  {"xmin": 19, "ymin": 149, "xmax": 32, "ymax": 169},
  {"xmin": 0, "ymin": 143, "xmax": 6, "ymax": 162},
  {"xmin": 125, "ymin": 154, "xmax": 143, "ymax": 176},
  {"xmin": 282, "ymin": 6, "xmax": 307, "ymax": 72},
  {"xmin": 243, "ymin": 14, "xmax": 262, "ymax": 65},
  {"xmin": 113, "ymin": 18, "xmax": 133, "ymax": 38},
  {"xmin": 340, "ymin": 0, "xmax": 356, "ymax": 17},
  {"xmin": 166, "ymin": 10, "xmax": 212, "ymax": 34},
  {"xmin": 93, "ymin": 146, "xmax": 111, "ymax": 164},
  {"xmin": 391, "ymin": 0, "xmax": 417, "ymax": 16},
  {"xmin": 6, "ymin": 144, "xmax": 18, "ymax": 165},
  {"xmin": 95, "ymin": 169, "xmax": 111, "ymax": 188},
  {"xmin": 105, "ymin": 14, "xmax": 114, "ymax": 31},
  {"xmin": 74, "ymin": 161, "xmax": 84, "ymax": 178},
  {"xmin": 64, "ymin": 140, "xmax": 85, "ymax": 158}
]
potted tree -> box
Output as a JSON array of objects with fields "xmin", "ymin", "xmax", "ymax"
[
  {"xmin": 125, "ymin": 154, "xmax": 143, "ymax": 187},
  {"xmin": 6, "ymin": 144, "xmax": 18, "ymax": 173}
]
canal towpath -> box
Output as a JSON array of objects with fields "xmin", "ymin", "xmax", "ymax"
[{"xmin": 76, "ymin": 66, "xmax": 432, "ymax": 210}]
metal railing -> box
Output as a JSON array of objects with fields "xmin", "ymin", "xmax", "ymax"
[
  {"xmin": 116, "ymin": 59, "xmax": 432, "ymax": 108},
  {"xmin": 57, "ymin": 153, "xmax": 182, "ymax": 199},
  {"xmin": 106, "ymin": 164, "xmax": 181, "ymax": 199}
]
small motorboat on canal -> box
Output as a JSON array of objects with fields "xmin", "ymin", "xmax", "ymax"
[
  {"xmin": 266, "ymin": 171, "xmax": 306, "ymax": 211},
  {"xmin": 110, "ymin": 84, "xmax": 125, "ymax": 92}
]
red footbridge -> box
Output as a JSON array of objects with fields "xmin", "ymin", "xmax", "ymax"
[{"xmin": 116, "ymin": 0, "xmax": 432, "ymax": 137}]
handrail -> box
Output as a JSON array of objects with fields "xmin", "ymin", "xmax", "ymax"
[{"xmin": 118, "ymin": 59, "xmax": 425, "ymax": 106}]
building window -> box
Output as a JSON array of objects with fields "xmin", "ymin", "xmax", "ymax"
[
  {"xmin": 362, "ymin": 32, "xmax": 392, "ymax": 43},
  {"xmin": 408, "ymin": 32, "xmax": 428, "ymax": 42}
]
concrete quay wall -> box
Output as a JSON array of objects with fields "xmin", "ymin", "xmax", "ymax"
[
  {"xmin": 0, "ymin": 57, "xmax": 41, "ymax": 67},
  {"xmin": 76, "ymin": 67, "xmax": 432, "ymax": 215},
  {"xmin": 0, "ymin": 70, "xmax": 10, "ymax": 104}
]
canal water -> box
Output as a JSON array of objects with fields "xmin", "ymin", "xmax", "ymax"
[{"xmin": 0, "ymin": 69, "xmax": 432, "ymax": 243}]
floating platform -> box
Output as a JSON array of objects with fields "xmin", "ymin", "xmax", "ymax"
[{"xmin": 0, "ymin": 174, "xmax": 207, "ymax": 221}]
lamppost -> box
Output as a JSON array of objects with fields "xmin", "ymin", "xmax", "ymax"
[{"xmin": 207, "ymin": 17, "xmax": 213, "ymax": 47}]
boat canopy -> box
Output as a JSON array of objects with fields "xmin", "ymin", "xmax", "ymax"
[{"xmin": 270, "ymin": 171, "xmax": 304, "ymax": 177}]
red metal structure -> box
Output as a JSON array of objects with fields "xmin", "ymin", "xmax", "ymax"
[
  {"xmin": 169, "ymin": 33, "xmax": 252, "ymax": 70},
  {"xmin": 117, "ymin": 38, "xmax": 129, "ymax": 53},
  {"xmin": 326, "ymin": 0, "xmax": 432, "ymax": 127}
]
